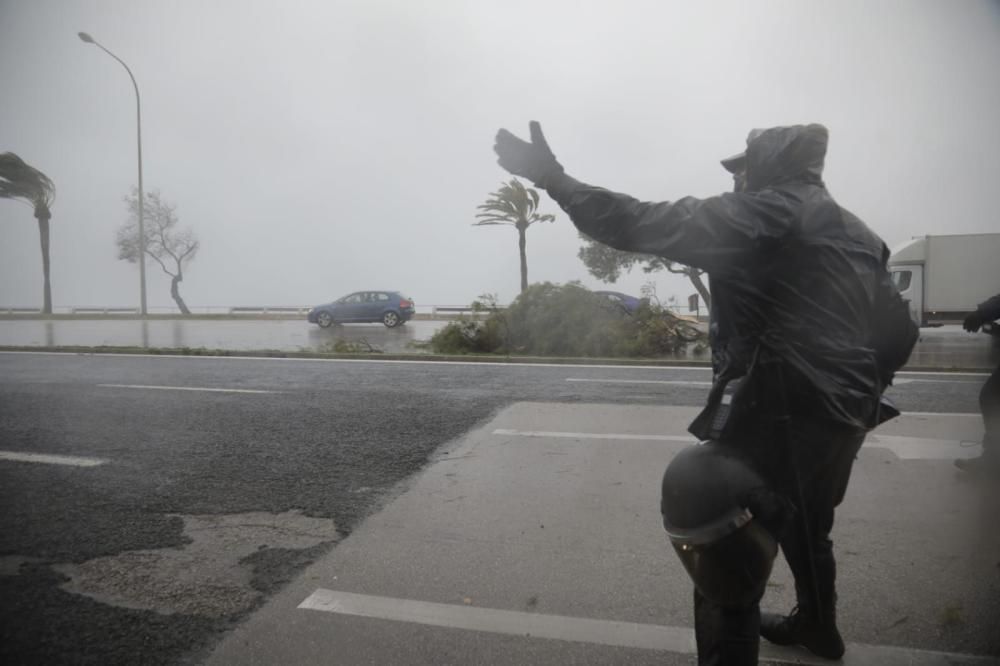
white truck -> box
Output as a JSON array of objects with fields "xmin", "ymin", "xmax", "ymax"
[{"xmin": 889, "ymin": 233, "xmax": 1000, "ymax": 326}]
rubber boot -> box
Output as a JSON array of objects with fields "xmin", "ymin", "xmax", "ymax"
[
  {"xmin": 766, "ymin": 519, "xmax": 845, "ymax": 659},
  {"xmin": 760, "ymin": 604, "xmax": 844, "ymax": 660}
]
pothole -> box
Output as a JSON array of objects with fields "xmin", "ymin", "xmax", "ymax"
[{"xmin": 53, "ymin": 510, "xmax": 338, "ymax": 618}]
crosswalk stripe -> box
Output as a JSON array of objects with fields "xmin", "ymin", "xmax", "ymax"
[{"xmin": 298, "ymin": 589, "xmax": 997, "ymax": 665}]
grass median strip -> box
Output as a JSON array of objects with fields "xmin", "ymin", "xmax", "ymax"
[{"xmin": 96, "ymin": 383, "xmax": 279, "ymax": 394}]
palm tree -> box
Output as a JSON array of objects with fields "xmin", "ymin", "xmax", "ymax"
[
  {"xmin": 474, "ymin": 178, "xmax": 555, "ymax": 293},
  {"xmin": 0, "ymin": 153, "xmax": 56, "ymax": 313}
]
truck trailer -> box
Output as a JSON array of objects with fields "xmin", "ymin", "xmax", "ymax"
[{"xmin": 888, "ymin": 233, "xmax": 1000, "ymax": 326}]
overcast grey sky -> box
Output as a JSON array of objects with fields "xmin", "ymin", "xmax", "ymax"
[{"xmin": 2, "ymin": 0, "xmax": 999, "ymax": 311}]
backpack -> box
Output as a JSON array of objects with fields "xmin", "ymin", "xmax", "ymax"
[{"xmin": 870, "ymin": 269, "xmax": 919, "ymax": 387}]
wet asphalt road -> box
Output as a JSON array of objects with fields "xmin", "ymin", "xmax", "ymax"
[
  {"xmin": 0, "ymin": 352, "xmax": 990, "ymax": 665},
  {"xmin": 0, "ymin": 319, "xmax": 447, "ymax": 355}
]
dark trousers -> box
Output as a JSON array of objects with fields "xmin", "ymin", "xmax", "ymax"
[
  {"xmin": 694, "ymin": 589, "xmax": 761, "ymax": 666},
  {"xmin": 981, "ymin": 364, "xmax": 1000, "ymax": 458},
  {"xmin": 691, "ymin": 422, "xmax": 866, "ymax": 666}
]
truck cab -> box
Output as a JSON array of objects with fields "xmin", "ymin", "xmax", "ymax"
[
  {"xmin": 888, "ymin": 238, "xmax": 925, "ymax": 326},
  {"xmin": 889, "ymin": 234, "xmax": 1000, "ymax": 327}
]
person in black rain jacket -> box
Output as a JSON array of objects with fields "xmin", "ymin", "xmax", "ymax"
[
  {"xmin": 956, "ymin": 293, "xmax": 1000, "ymax": 474},
  {"xmin": 493, "ymin": 122, "xmax": 910, "ymax": 664}
]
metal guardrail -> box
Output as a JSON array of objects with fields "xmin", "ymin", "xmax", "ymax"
[
  {"xmin": 431, "ymin": 306, "xmax": 493, "ymax": 314},
  {"xmin": 70, "ymin": 307, "xmax": 141, "ymax": 315},
  {"xmin": 228, "ymin": 307, "xmax": 311, "ymax": 315},
  {"xmin": 1, "ymin": 304, "xmax": 697, "ymax": 318},
  {"xmin": 1, "ymin": 305, "xmax": 498, "ymax": 317}
]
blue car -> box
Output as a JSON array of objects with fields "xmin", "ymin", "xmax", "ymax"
[
  {"xmin": 594, "ymin": 290, "xmax": 644, "ymax": 315},
  {"xmin": 308, "ymin": 291, "xmax": 415, "ymax": 328}
]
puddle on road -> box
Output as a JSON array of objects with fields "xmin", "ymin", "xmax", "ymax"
[{"xmin": 53, "ymin": 510, "xmax": 338, "ymax": 618}]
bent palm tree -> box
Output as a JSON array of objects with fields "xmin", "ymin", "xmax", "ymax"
[
  {"xmin": 0, "ymin": 153, "xmax": 56, "ymax": 313},
  {"xmin": 474, "ymin": 179, "xmax": 555, "ymax": 293}
]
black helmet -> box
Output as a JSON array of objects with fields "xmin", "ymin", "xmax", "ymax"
[{"xmin": 661, "ymin": 441, "xmax": 780, "ymax": 608}]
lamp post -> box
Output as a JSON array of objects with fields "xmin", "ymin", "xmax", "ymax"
[{"xmin": 78, "ymin": 31, "xmax": 147, "ymax": 316}]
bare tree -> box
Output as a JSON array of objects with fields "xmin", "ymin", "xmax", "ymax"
[
  {"xmin": 0, "ymin": 153, "xmax": 56, "ymax": 313},
  {"xmin": 578, "ymin": 234, "xmax": 711, "ymax": 310},
  {"xmin": 117, "ymin": 188, "xmax": 198, "ymax": 314}
]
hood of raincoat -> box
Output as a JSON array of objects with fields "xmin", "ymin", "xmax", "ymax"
[{"xmin": 744, "ymin": 124, "xmax": 827, "ymax": 192}]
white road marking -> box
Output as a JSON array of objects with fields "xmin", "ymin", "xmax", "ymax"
[
  {"xmin": 566, "ymin": 378, "xmax": 713, "ymax": 386},
  {"xmin": 0, "ymin": 450, "xmax": 106, "ymax": 467},
  {"xmin": 569, "ymin": 376, "xmax": 982, "ymax": 387},
  {"xmin": 96, "ymin": 383, "xmax": 278, "ymax": 394},
  {"xmin": 298, "ymin": 589, "xmax": 996, "ymax": 665},
  {"xmin": 896, "ymin": 370, "xmax": 991, "ymax": 378},
  {"xmin": 899, "ymin": 411, "xmax": 980, "ymax": 418},
  {"xmin": 866, "ymin": 434, "xmax": 981, "ymax": 460},
  {"xmin": 1, "ymin": 350, "xmax": 991, "ymax": 375},
  {"xmin": 493, "ymin": 429, "xmax": 982, "ymax": 461},
  {"xmin": 493, "ymin": 428, "xmax": 694, "ymax": 443},
  {"xmin": 891, "ymin": 377, "xmax": 981, "ymax": 385},
  {"xmin": 299, "ymin": 589, "xmax": 692, "ymax": 654}
]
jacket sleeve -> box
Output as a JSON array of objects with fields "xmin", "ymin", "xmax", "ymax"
[
  {"xmin": 545, "ymin": 172, "xmax": 795, "ymax": 274},
  {"xmin": 977, "ymin": 294, "xmax": 1000, "ymax": 322}
]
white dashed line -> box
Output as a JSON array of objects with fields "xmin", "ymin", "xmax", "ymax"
[
  {"xmin": 890, "ymin": 377, "xmax": 981, "ymax": 385},
  {"xmin": 97, "ymin": 384, "xmax": 278, "ymax": 394},
  {"xmin": 298, "ymin": 589, "xmax": 997, "ymax": 665},
  {"xmin": 0, "ymin": 451, "xmax": 107, "ymax": 467},
  {"xmin": 896, "ymin": 370, "xmax": 991, "ymax": 377},
  {"xmin": 493, "ymin": 428, "xmax": 694, "ymax": 442},
  {"xmin": 901, "ymin": 412, "xmax": 980, "ymax": 418},
  {"xmin": 566, "ymin": 378, "xmax": 713, "ymax": 386},
  {"xmin": 492, "ymin": 429, "xmax": 982, "ymax": 461},
  {"xmin": 865, "ymin": 434, "xmax": 981, "ymax": 460}
]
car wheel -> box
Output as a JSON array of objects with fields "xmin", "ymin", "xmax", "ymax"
[
  {"xmin": 382, "ymin": 311, "xmax": 400, "ymax": 328},
  {"xmin": 317, "ymin": 311, "xmax": 335, "ymax": 328}
]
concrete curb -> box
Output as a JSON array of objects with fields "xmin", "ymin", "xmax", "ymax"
[{"xmin": 0, "ymin": 345, "xmax": 709, "ymax": 367}]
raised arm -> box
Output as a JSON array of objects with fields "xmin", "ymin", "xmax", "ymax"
[{"xmin": 494, "ymin": 121, "xmax": 794, "ymax": 273}]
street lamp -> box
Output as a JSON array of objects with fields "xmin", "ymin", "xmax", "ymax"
[{"xmin": 78, "ymin": 31, "xmax": 147, "ymax": 316}]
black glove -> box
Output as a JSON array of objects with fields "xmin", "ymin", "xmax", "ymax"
[
  {"xmin": 494, "ymin": 121, "xmax": 563, "ymax": 187},
  {"xmin": 963, "ymin": 310, "xmax": 984, "ymax": 333}
]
